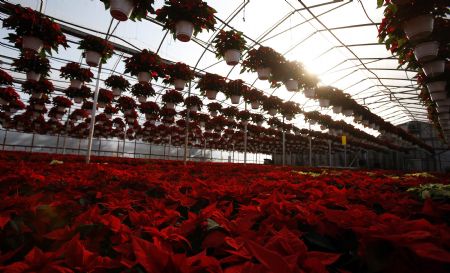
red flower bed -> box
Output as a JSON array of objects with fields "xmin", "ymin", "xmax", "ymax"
[{"xmin": 0, "ymin": 151, "xmax": 449, "ymax": 273}]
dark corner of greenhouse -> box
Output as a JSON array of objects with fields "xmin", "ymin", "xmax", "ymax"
[{"xmin": 0, "ymin": 0, "xmax": 450, "ymax": 273}]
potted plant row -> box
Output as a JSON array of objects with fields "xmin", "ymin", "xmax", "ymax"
[
  {"xmin": 223, "ymin": 79, "xmax": 248, "ymax": 104},
  {"xmin": 60, "ymin": 62, "xmax": 94, "ymax": 89},
  {"xmin": 78, "ymin": 35, "xmax": 114, "ymax": 67},
  {"xmin": 213, "ymin": 30, "xmax": 247, "ymax": 66},
  {"xmin": 12, "ymin": 49, "xmax": 50, "ymax": 81}
]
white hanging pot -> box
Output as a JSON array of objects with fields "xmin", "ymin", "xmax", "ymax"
[
  {"xmin": 230, "ymin": 95, "xmax": 241, "ymax": 104},
  {"xmin": 190, "ymin": 106, "xmax": 199, "ymax": 113},
  {"xmin": 106, "ymin": 113, "xmax": 112, "ymax": 119},
  {"xmin": 205, "ymin": 90, "xmax": 218, "ymax": 100},
  {"xmin": 34, "ymin": 104, "xmax": 44, "ymax": 111},
  {"xmin": 26, "ymin": 71, "xmax": 41, "ymax": 81},
  {"xmin": 304, "ymin": 88, "xmax": 315, "ymax": 99},
  {"xmin": 422, "ymin": 60, "xmax": 445, "ymax": 77},
  {"xmin": 175, "ymin": 21, "xmax": 194, "ymax": 42},
  {"xmin": 332, "ymin": 105, "xmax": 342, "ymax": 114},
  {"xmin": 165, "ymin": 102, "xmax": 175, "ymax": 109},
  {"xmin": 124, "ymin": 109, "xmax": 132, "ymax": 115},
  {"xmin": 440, "ymin": 113, "xmax": 450, "ymax": 120},
  {"xmin": 97, "ymin": 101, "xmax": 106, "ymax": 108},
  {"xmin": 403, "ymin": 14, "xmax": 434, "ymax": 41},
  {"xmin": 427, "ymin": 81, "xmax": 446, "ymax": 93},
  {"xmin": 343, "ymin": 109, "xmax": 353, "ymax": 117},
  {"xmin": 174, "ymin": 79, "xmax": 186, "ymax": 91},
  {"xmin": 224, "ymin": 49, "xmax": 241, "ymax": 66},
  {"xmin": 97, "ymin": 121, "xmax": 104, "ymax": 126},
  {"xmin": 285, "ymin": 79, "xmax": 299, "ymax": 92},
  {"xmin": 112, "ymin": 87, "xmax": 123, "ymax": 96},
  {"xmin": 85, "ymin": 50, "xmax": 102, "ymax": 67},
  {"xmin": 429, "ymin": 91, "xmax": 447, "ymax": 102},
  {"xmin": 257, "ymin": 67, "xmax": 271, "ymax": 80},
  {"xmin": 22, "ymin": 36, "xmax": 43, "ymax": 52},
  {"xmin": 138, "ymin": 71, "xmax": 150, "ymax": 83},
  {"xmin": 285, "ymin": 115, "xmax": 293, "ymax": 121},
  {"xmin": 0, "ymin": 97, "xmax": 7, "ymax": 105},
  {"xmin": 57, "ymin": 106, "xmax": 65, "ymax": 112},
  {"xmin": 210, "ymin": 110, "xmax": 218, "ymax": 117},
  {"xmin": 268, "ymin": 108, "xmax": 277, "ymax": 116},
  {"xmin": 257, "ymin": 121, "xmax": 263, "ymax": 127},
  {"xmin": 319, "ymin": 98, "xmax": 330, "ymax": 107},
  {"xmin": 31, "ymin": 91, "xmax": 43, "ymax": 99},
  {"xmin": 251, "ymin": 101, "xmax": 260, "ymax": 109},
  {"xmin": 74, "ymin": 97, "xmax": 83, "ymax": 104},
  {"xmin": 56, "ymin": 113, "xmax": 64, "ymax": 119},
  {"xmin": 242, "ymin": 120, "xmax": 249, "ymax": 126},
  {"xmin": 70, "ymin": 79, "xmax": 83, "ymax": 89},
  {"xmin": 138, "ymin": 96, "xmax": 147, "ymax": 103},
  {"xmin": 437, "ymin": 106, "xmax": 449, "ymax": 113},
  {"xmin": 413, "ymin": 41, "xmax": 439, "ymax": 63},
  {"xmin": 227, "ymin": 116, "xmax": 234, "ymax": 122},
  {"xmin": 109, "ymin": 0, "xmax": 134, "ymax": 21},
  {"xmin": 127, "ymin": 117, "xmax": 135, "ymax": 123}
]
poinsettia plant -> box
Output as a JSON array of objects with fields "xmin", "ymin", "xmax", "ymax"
[
  {"xmin": 207, "ymin": 102, "xmax": 222, "ymax": 112},
  {"xmin": 65, "ymin": 86, "xmax": 92, "ymax": 100},
  {"xmin": 213, "ymin": 30, "xmax": 247, "ymax": 59},
  {"xmin": 12, "ymin": 49, "xmax": 50, "ymax": 77},
  {"xmin": 100, "ymin": 0, "xmax": 156, "ymax": 21},
  {"xmin": 280, "ymin": 101, "xmax": 302, "ymax": 118},
  {"xmin": 124, "ymin": 49, "xmax": 165, "ymax": 79},
  {"xmin": 162, "ymin": 89, "xmax": 184, "ymax": 104},
  {"xmin": 0, "ymin": 69, "xmax": 13, "ymax": 86},
  {"xmin": 22, "ymin": 79, "xmax": 54, "ymax": 95},
  {"xmin": 262, "ymin": 95, "xmax": 283, "ymax": 111},
  {"xmin": 184, "ymin": 95, "xmax": 203, "ymax": 108},
  {"xmin": 237, "ymin": 110, "xmax": 251, "ymax": 121},
  {"xmin": 196, "ymin": 73, "xmax": 226, "ymax": 93},
  {"xmin": 269, "ymin": 60, "xmax": 305, "ymax": 88},
  {"xmin": 131, "ymin": 83, "xmax": 156, "ymax": 98},
  {"xmin": 155, "ymin": 0, "xmax": 217, "ymax": 41},
  {"xmin": 3, "ymin": 3, "xmax": 68, "ymax": 53},
  {"xmin": 139, "ymin": 101, "xmax": 160, "ymax": 115},
  {"xmin": 241, "ymin": 46, "xmax": 283, "ymax": 73},
  {"xmin": 242, "ymin": 87, "xmax": 264, "ymax": 103},
  {"xmin": 78, "ymin": 35, "xmax": 114, "ymax": 64},
  {"xmin": 117, "ymin": 96, "xmax": 137, "ymax": 112},
  {"xmin": 97, "ymin": 88, "xmax": 114, "ymax": 105},
  {"xmin": 104, "ymin": 104, "xmax": 119, "ymax": 116},
  {"xmin": 224, "ymin": 79, "xmax": 248, "ymax": 98},
  {"xmin": 60, "ymin": 62, "xmax": 94, "ymax": 82},
  {"xmin": 251, "ymin": 113, "xmax": 265, "ymax": 124},
  {"xmin": 105, "ymin": 74, "xmax": 131, "ymax": 90},
  {"xmin": 163, "ymin": 62, "xmax": 195, "ymax": 83},
  {"xmin": 221, "ymin": 106, "xmax": 239, "ymax": 118},
  {"xmin": 0, "ymin": 87, "xmax": 19, "ymax": 104},
  {"xmin": 52, "ymin": 96, "xmax": 72, "ymax": 108}
]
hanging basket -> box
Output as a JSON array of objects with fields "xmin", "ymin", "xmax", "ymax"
[
  {"xmin": 230, "ymin": 95, "xmax": 241, "ymax": 104},
  {"xmin": 57, "ymin": 106, "xmax": 66, "ymax": 112},
  {"xmin": 422, "ymin": 60, "xmax": 445, "ymax": 77},
  {"xmin": 224, "ymin": 49, "xmax": 241, "ymax": 66},
  {"xmin": 97, "ymin": 101, "xmax": 106, "ymax": 108},
  {"xmin": 437, "ymin": 105, "xmax": 449, "ymax": 113},
  {"xmin": 165, "ymin": 102, "xmax": 175, "ymax": 110},
  {"xmin": 427, "ymin": 81, "xmax": 446, "ymax": 94},
  {"xmin": 284, "ymin": 79, "xmax": 298, "ymax": 92},
  {"xmin": 85, "ymin": 50, "xmax": 102, "ymax": 67},
  {"xmin": 343, "ymin": 109, "xmax": 353, "ymax": 117},
  {"xmin": 403, "ymin": 14, "xmax": 434, "ymax": 41},
  {"xmin": 70, "ymin": 79, "xmax": 83, "ymax": 89},
  {"xmin": 257, "ymin": 67, "xmax": 271, "ymax": 80},
  {"xmin": 210, "ymin": 110, "xmax": 218, "ymax": 117},
  {"xmin": 319, "ymin": 98, "xmax": 330, "ymax": 107},
  {"xmin": 190, "ymin": 106, "xmax": 199, "ymax": 113},
  {"xmin": 205, "ymin": 90, "xmax": 218, "ymax": 100},
  {"xmin": 268, "ymin": 108, "xmax": 277, "ymax": 116},
  {"xmin": 74, "ymin": 97, "xmax": 83, "ymax": 104},
  {"xmin": 112, "ymin": 87, "xmax": 122, "ymax": 96},
  {"xmin": 257, "ymin": 121, "xmax": 263, "ymax": 127},
  {"xmin": 109, "ymin": 0, "xmax": 134, "ymax": 21},
  {"xmin": 175, "ymin": 21, "xmax": 194, "ymax": 42},
  {"xmin": 138, "ymin": 71, "xmax": 150, "ymax": 83},
  {"xmin": 31, "ymin": 91, "xmax": 43, "ymax": 99},
  {"xmin": 174, "ymin": 79, "xmax": 186, "ymax": 91},
  {"xmin": 22, "ymin": 36, "xmax": 43, "ymax": 52},
  {"xmin": 34, "ymin": 104, "xmax": 44, "ymax": 111},
  {"xmin": 429, "ymin": 91, "xmax": 447, "ymax": 102},
  {"xmin": 285, "ymin": 115, "xmax": 293, "ymax": 121},
  {"xmin": 26, "ymin": 71, "xmax": 41, "ymax": 81},
  {"xmin": 0, "ymin": 98, "xmax": 7, "ymax": 106},
  {"xmin": 251, "ymin": 101, "xmax": 260, "ymax": 109},
  {"xmin": 138, "ymin": 96, "xmax": 147, "ymax": 103},
  {"xmin": 413, "ymin": 41, "xmax": 439, "ymax": 63},
  {"xmin": 303, "ymin": 88, "xmax": 315, "ymax": 99},
  {"xmin": 332, "ymin": 105, "xmax": 342, "ymax": 114}
]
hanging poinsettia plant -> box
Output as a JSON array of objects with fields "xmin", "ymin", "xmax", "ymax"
[
  {"xmin": 65, "ymin": 86, "xmax": 92, "ymax": 103},
  {"xmin": 78, "ymin": 35, "xmax": 114, "ymax": 67},
  {"xmin": 314, "ymin": 86, "xmax": 336, "ymax": 108},
  {"xmin": 196, "ymin": 73, "xmax": 226, "ymax": 100},
  {"xmin": 241, "ymin": 46, "xmax": 284, "ymax": 80},
  {"xmin": 251, "ymin": 113, "xmax": 265, "ymax": 126},
  {"xmin": 104, "ymin": 74, "xmax": 130, "ymax": 96},
  {"xmin": 221, "ymin": 106, "xmax": 239, "ymax": 122},
  {"xmin": 97, "ymin": 88, "xmax": 114, "ymax": 108},
  {"xmin": 207, "ymin": 102, "xmax": 222, "ymax": 116},
  {"xmin": 262, "ymin": 95, "xmax": 283, "ymax": 116},
  {"xmin": 224, "ymin": 79, "xmax": 248, "ymax": 105},
  {"xmin": 213, "ymin": 30, "xmax": 247, "ymax": 66},
  {"xmin": 242, "ymin": 88, "xmax": 264, "ymax": 109},
  {"xmin": 0, "ymin": 69, "xmax": 13, "ymax": 86},
  {"xmin": 269, "ymin": 60, "xmax": 305, "ymax": 92},
  {"xmin": 155, "ymin": 0, "xmax": 217, "ymax": 42},
  {"xmin": 52, "ymin": 96, "xmax": 72, "ymax": 111},
  {"xmin": 163, "ymin": 62, "xmax": 195, "ymax": 91},
  {"xmin": 117, "ymin": 96, "xmax": 137, "ymax": 114},
  {"xmin": 60, "ymin": 62, "xmax": 94, "ymax": 89},
  {"xmin": 131, "ymin": 82, "xmax": 156, "ymax": 103},
  {"xmin": 280, "ymin": 101, "xmax": 302, "ymax": 121},
  {"xmin": 124, "ymin": 49, "xmax": 165, "ymax": 82},
  {"xmin": 22, "ymin": 79, "xmax": 54, "ymax": 98},
  {"xmin": 104, "ymin": 104, "xmax": 119, "ymax": 119},
  {"xmin": 237, "ymin": 110, "xmax": 251, "ymax": 124},
  {"xmin": 3, "ymin": 4, "xmax": 68, "ymax": 54},
  {"xmin": 184, "ymin": 95, "xmax": 203, "ymax": 112},
  {"xmin": 162, "ymin": 89, "xmax": 184, "ymax": 109},
  {"xmin": 139, "ymin": 101, "xmax": 160, "ymax": 120},
  {"xmin": 0, "ymin": 87, "xmax": 19, "ymax": 106},
  {"xmin": 12, "ymin": 49, "xmax": 50, "ymax": 81},
  {"xmin": 99, "ymin": 0, "xmax": 156, "ymax": 21}
]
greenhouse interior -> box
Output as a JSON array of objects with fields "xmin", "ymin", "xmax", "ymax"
[{"xmin": 0, "ymin": 0, "xmax": 449, "ymax": 272}]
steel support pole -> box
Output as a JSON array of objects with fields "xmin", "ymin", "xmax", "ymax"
[
  {"xmin": 85, "ymin": 62, "xmax": 103, "ymax": 163},
  {"xmin": 2, "ymin": 129, "xmax": 8, "ymax": 150},
  {"xmin": 133, "ymin": 139, "xmax": 137, "ymax": 159},
  {"xmin": 344, "ymin": 144, "xmax": 347, "ymax": 167},
  {"xmin": 168, "ymin": 135, "xmax": 172, "ymax": 160},
  {"xmin": 328, "ymin": 140, "xmax": 332, "ymax": 167},
  {"xmin": 203, "ymin": 139, "xmax": 207, "ymax": 162},
  {"xmin": 244, "ymin": 123, "xmax": 248, "ymax": 164},
  {"xmin": 282, "ymin": 130, "xmax": 286, "ymax": 166},
  {"xmin": 30, "ymin": 133, "xmax": 35, "ymax": 152},
  {"xmin": 308, "ymin": 136, "xmax": 312, "ymax": 166},
  {"xmin": 116, "ymin": 139, "xmax": 120, "ymax": 157},
  {"xmin": 55, "ymin": 134, "xmax": 60, "ymax": 154},
  {"xmin": 98, "ymin": 138, "xmax": 102, "ymax": 156},
  {"xmin": 232, "ymin": 144, "xmax": 235, "ymax": 163}
]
